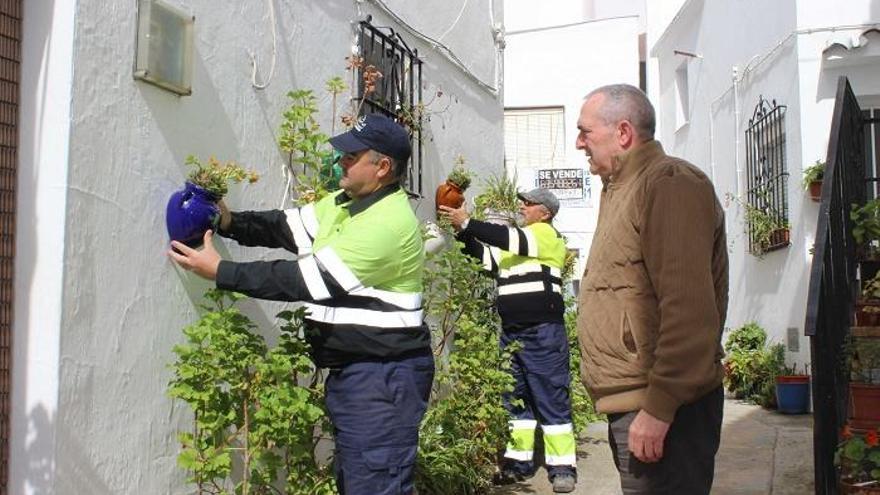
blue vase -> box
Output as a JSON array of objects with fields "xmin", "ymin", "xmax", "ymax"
[{"xmin": 166, "ymin": 182, "xmax": 220, "ymax": 248}]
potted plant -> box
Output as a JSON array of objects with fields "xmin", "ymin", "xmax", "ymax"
[
  {"xmin": 744, "ymin": 204, "xmax": 790, "ymax": 256},
  {"xmin": 722, "ymin": 322, "xmax": 786, "ymax": 408},
  {"xmin": 803, "ymin": 159, "xmax": 825, "ymax": 202},
  {"xmin": 435, "ymin": 155, "xmax": 474, "ymax": 210},
  {"xmin": 857, "ymin": 273, "xmax": 880, "ymax": 327},
  {"xmin": 850, "ymin": 338, "xmax": 880, "ymax": 430},
  {"xmin": 472, "ymin": 173, "xmax": 520, "ymax": 225},
  {"xmin": 835, "ymin": 424, "xmax": 880, "ymax": 493},
  {"xmin": 166, "ymin": 155, "xmax": 259, "ymax": 248},
  {"xmin": 852, "ymin": 199, "xmax": 880, "ymax": 260},
  {"xmin": 775, "ymin": 363, "xmax": 810, "ymax": 414}
]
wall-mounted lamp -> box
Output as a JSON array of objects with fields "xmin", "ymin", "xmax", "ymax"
[
  {"xmin": 674, "ymin": 49, "xmax": 703, "ymax": 59},
  {"xmin": 134, "ymin": 0, "xmax": 194, "ymax": 96}
]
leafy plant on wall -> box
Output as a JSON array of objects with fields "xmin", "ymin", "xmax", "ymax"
[
  {"xmin": 168, "ymin": 290, "xmax": 335, "ymax": 495},
  {"xmin": 415, "ymin": 241, "xmax": 518, "ymax": 494}
]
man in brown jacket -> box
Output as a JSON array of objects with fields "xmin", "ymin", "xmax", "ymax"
[{"xmin": 575, "ymin": 84, "xmax": 728, "ymax": 494}]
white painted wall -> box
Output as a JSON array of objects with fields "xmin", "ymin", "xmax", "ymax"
[
  {"xmin": 504, "ymin": 13, "xmax": 640, "ymax": 278},
  {"xmin": 11, "ymin": 0, "xmax": 76, "ymax": 493},
  {"xmin": 649, "ymin": 0, "xmax": 880, "ymax": 368},
  {"xmin": 17, "ymin": 1, "xmax": 504, "ymax": 493}
]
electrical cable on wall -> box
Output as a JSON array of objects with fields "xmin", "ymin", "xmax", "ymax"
[
  {"xmin": 438, "ymin": 0, "xmax": 470, "ymax": 41},
  {"xmin": 249, "ymin": 0, "xmax": 278, "ymax": 90},
  {"xmin": 364, "ymin": 0, "xmax": 501, "ymax": 95}
]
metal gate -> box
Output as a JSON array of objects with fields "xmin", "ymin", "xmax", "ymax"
[{"xmin": 805, "ymin": 76, "xmax": 866, "ymax": 495}]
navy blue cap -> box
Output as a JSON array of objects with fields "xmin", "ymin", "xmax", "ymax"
[{"xmin": 329, "ymin": 114, "xmax": 412, "ymax": 163}]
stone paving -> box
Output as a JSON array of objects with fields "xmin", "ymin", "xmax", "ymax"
[{"xmin": 491, "ymin": 398, "xmax": 814, "ymax": 495}]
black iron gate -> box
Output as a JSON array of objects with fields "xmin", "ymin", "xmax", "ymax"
[{"xmin": 805, "ymin": 77, "xmax": 866, "ymax": 495}]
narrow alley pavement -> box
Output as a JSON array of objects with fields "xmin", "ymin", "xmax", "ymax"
[{"xmin": 492, "ymin": 398, "xmax": 814, "ymax": 495}]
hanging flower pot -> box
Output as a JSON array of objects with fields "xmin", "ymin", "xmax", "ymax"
[
  {"xmin": 166, "ymin": 156, "xmax": 259, "ymax": 248},
  {"xmin": 166, "ymin": 182, "xmax": 221, "ymax": 248},
  {"xmin": 808, "ymin": 180, "xmax": 822, "ymax": 202},
  {"xmin": 436, "ymin": 157, "xmax": 473, "ymax": 210},
  {"xmin": 435, "ymin": 181, "xmax": 465, "ymax": 210}
]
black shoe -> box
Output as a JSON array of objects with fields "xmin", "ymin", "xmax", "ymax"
[{"xmin": 493, "ymin": 467, "xmax": 536, "ymax": 485}]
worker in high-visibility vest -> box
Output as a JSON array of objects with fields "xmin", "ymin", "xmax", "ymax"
[
  {"xmin": 439, "ymin": 188, "xmax": 578, "ymax": 494},
  {"xmin": 170, "ymin": 114, "xmax": 433, "ymax": 495}
]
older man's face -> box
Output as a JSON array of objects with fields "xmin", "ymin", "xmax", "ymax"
[{"xmin": 575, "ymin": 94, "xmax": 622, "ymax": 179}]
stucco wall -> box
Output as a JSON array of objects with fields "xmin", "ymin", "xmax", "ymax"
[
  {"xmin": 16, "ymin": 0, "xmax": 504, "ymax": 493},
  {"xmin": 504, "ymin": 15, "xmax": 640, "ymax": 275},
  {"xmin": 651, "ymin": 0, "xmax": 880, "ymax": 368}
]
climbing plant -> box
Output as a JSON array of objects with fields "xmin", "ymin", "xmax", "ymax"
[
  {"xmin": 168, "ymin": 290, "xmax": 335, "ymax": 495},
  {"xmin": 415, "ymin": 241, "xmax": 518, "ymax": 494}
]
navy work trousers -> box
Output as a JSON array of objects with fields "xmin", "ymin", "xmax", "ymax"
[
  {"xmin": 500, "ymin": 321, "xmax": 576, "ymax": 478},
  {"xmin": 324, "ymin": 350, "xmax": 434, "ymax": 495}
]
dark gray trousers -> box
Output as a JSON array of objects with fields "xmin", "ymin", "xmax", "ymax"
[{"xmin": 607, "ymin": 387, "xmax": 723, "ymax": 495}]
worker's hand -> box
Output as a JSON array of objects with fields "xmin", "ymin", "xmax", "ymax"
[
  {"xmin": 438, "ymin": 205, "xmax": 470, "ymax": 231},
  {"xmin": 217, "ymin": 200, "xmax": 232, "ymax": 232},
  {"xmin": 168, "ymin": 230, "xmax": 222, "ymax": 280},
  {"xmin": 628, "ymin": 409, "xmax": 671, "ymax": 463}
]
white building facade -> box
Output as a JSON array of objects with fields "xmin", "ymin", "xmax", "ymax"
[
  {"xmin": 503, "ymin": 0, "xmax": 643, "ymax": 280},
  {"xmin": 649, "ymin": 0, "xmax": 880, "ymax": 366},
  {"xmin": 14, "ymin": 1, "xmax": 505, "ymax": 493}
]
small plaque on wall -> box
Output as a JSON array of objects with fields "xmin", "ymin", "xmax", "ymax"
[{"xmin": 134, "ymin": 0, "xmax": 194, "ymax": 96}]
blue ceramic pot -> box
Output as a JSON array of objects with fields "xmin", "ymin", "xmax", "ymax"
[{"xmin": 166, "ymin": 182, "xmax": 220, "ymax": 248}]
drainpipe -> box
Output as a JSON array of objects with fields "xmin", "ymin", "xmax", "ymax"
[{"xmin": 732, "ymin": 65, "xmax": 741, "ymax": 198}]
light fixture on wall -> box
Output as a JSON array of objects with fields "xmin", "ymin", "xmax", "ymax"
[{"xmin": 134, "ymin": 0, "xmax": 194, "ymax": 96}]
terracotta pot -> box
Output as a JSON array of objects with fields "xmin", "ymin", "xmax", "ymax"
[
  {"xmin": 435, "ymin": 181, "xmax": 464, "ymax": 210},
  {"xmin": 855, "ymin": 301, "xmax": 880, "ymax": 327},
  {"xmin": 808, "ymin": 180, "xmax": 822, "ymax": 202},
  {"xmin": 850, "ymin": 382, "xmax": 880, "ymax": 425},
  {"xmin": 763, "ymin": 227, "xmax": 791, "ymax": 253},
  {"xmin": 840, "ymin": 479, "xmax": 880, "ymax": 494}
]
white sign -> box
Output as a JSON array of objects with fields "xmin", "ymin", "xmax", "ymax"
[{"xmin": 537, "ymin": 168, "xmax": 588, "ymax": 200}]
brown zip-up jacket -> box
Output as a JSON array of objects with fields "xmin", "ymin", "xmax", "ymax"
[{"xmin": 577, "ymin": 140, "xmax": 728, "ymax": 423}]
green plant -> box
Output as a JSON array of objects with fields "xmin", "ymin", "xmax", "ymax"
[
  {"xmin": 446, "ymin": 155, "xmax": 474, "ymax": 191},
  {"xmin": 743, "ymin": 203, "xmax": 789, "ymax": 255},
  {"xmin": 724, "ymin": 322, "xmax": 767, "ymax": 353},
  {"xmin": 850, "ymin": 338, "xmax": 880, "ymax": 384},
  {"xmin": 851, "ymin": 199, "xmax": 880, "ymax": 249},
  {"xmin": 185, "ymin": 155, "xmax": 259, "ymax": 197},
  {"xmin": 863, "ymin": 272, "xmax": 880, "ymax": 301},
  {"xmin": 835, "ymin": 424, "xmax": 880, "ymax": 487},
  {"xmin": 325, "ymin": 76, "xmax": 348, "ymax": 135},
  {"xmin": 472, "ymin": 173, "xmax": 520, "ymax": 223},
  {"xmin": 168, "ymin": 290, "xmax": 335, "ymax": 494},
  {"xmin": 723, "ymin": 323, "xmax": 787, "ymax": 407},
  {"xmin": 416, "ymin": 241, "xmax": 517, "ymax": 494},
  {"xmin": 278, "ymin": 89, "xmax": 336, "ymax": 205},
  {"xmin": 802, "ymin": 159, "xmax": 825, "ymax": 190}
]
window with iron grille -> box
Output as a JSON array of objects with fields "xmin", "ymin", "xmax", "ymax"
[
  {"xmin": 357, "ymin": 19, "xmax": 424, "ymax": 196},
  {"xmin": 744, "ymin": 96, "xmax": 789, "ymax": 255}
]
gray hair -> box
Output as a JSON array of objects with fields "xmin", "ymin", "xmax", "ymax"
[
  {"xmin": 368, "ymin": 150, "xmax": 406, "ymax": 180},
  {"xmin": 585, "ymin": 84, "xmax": 656, "ymax": 140}
]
